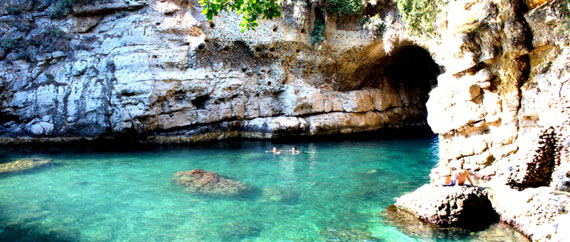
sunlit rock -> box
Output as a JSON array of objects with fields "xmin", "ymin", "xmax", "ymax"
[
  {"xmin": 0, "ymin": 158, "xmax": 52, "ymax": 175},
  {"xmin": 394, "ymin": 185, "xmax": 498, "ymax": 229},
  {"xmin": 172, "ymin": 169, "xmax": 251, "ymax": 197}
]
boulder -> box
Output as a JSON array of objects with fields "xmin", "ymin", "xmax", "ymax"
[
  {"xmin": 0, "ymin": 158, "xmax": 52, "ymax": 175},
  {"xmin": 172, "ymin": 169, "xmax": 251, "ymax": 197},
  {"xmin": 394, "ymin": 184, "xmax": 498, "ymax": 229}
]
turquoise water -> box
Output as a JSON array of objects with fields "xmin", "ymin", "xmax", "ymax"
[{"xmin": 0, "ymin": 138, "xmax": 527, "ymax": 241}]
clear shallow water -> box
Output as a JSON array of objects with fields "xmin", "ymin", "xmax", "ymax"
[{"xmin": 0, "ymin": 138, "xmax": 527, "ymax": 241}]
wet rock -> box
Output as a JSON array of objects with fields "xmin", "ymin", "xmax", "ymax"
[
  {"xmin": 319, "ymin": 227, "xmax": 380, "ymax": 242},
  {"xmin": 394, "ymin": 184, "xmax": 498, "ymax": 229},
  {"xmin": 261, "ymin": 187, "xmax": 299, "ymax": 204},
  {"xmin": 172, "ymin": 169, "xmax": 251, "ymax": 197},
  {"xmin": 0, "ymin": 158, "xmax": 52, "ymax": 175}
]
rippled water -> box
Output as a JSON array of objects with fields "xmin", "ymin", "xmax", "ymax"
[{"xmin": 0, "ymin": 138, "xmax": 527, "ymax": 241}]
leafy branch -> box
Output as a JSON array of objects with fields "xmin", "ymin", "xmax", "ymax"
[{"xmin": 199, "ymin": 0, "xmax": 282, "ymax": 31}]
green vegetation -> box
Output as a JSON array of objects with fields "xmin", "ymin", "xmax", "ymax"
[
  {"xmin": 563, "ymin": 0, "xmax": 570, "ymax": 32},
  {"xmin": 323, "ymin": 0, "xmax": 364, "ymax": 16},
  {"xmin": 50, "ymin": 0, "xmax": 75, "ymax": 18},
  {"xmin": 7, "ymin": 7, "xmax": 22, "ymax": 15},
  {"xmin": 199, "ymin": 0, "xmax": 282, "ymax": 31},
  {"xmin": 311, "ymin": 17, "xmax": 325, "ymax": 45},
  {"xmin": 50, "ymin": 0, "xmax": 88, "ymax": 18},
  {"xmin": 394, "ymin": 0, "xmax": 442, "ymax": 36},
  {"xmin": 362, "ymin": 14, "xmax": 386, "ymax": 38},
  {"xmin": 1, "ymin": 38, "xmax": 17, "ymax": 51}
]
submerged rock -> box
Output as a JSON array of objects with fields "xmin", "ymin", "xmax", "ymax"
[
  {"xmin": 218, "ymin": 221, "xmax": 262, "ymax": 241},
  {"xmin": 319, "ymin": 227, "xmax": 380, "ymax": 242},
  {"xmin": 172, "ymin": 169, "xmax": 251, "ymax": 197},
  {"xmin": 261, "ymin": 187, "xmax": 299, "ymax": 204},
  {"xmin": 0, "ymin": 158, "xmax": 52, "ymax": 175},
  {"xmin": 394, "ymin": 184, "xmax": 498, "ymax": 229}
]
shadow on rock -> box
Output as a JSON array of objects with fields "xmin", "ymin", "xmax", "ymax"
[
  {"xmin": 383, "ymin": 205, "xmax": 530, "ymax": 241},
  {"xmin": 394, "ymin": 185, "xmax": 499, "ymax": 230}
]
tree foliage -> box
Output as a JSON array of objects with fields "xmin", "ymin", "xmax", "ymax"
[
  {"xmin": 394, "ymin": 0, "xmax": 442, "ymax": 36},
  {"xmin": 199, "ymin": 0, "xmax": 282, "ymax": 31},
  {"xmin": 323, "ymin": 0, "xmax": 365, "ymax": 16}
]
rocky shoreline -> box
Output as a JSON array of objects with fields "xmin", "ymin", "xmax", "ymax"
[
  {"xmin": 1, "ymin": 0, "xmax": 570, "ymax": 240},
  {"xmin": 394, "ymin": 177, "xmax": 570, "ymax": 241}
]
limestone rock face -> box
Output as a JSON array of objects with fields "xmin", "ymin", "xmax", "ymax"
[
  {"xmin": 172, "ymin": 169, "xmax": 251, "ymax": 197},
  {"xmin": 488, "ymin": 185, "xmax": 570, "ymax": 241},
  {"xmin": 394, "ymin": 185, "xmax": 498, "ymax": 229},
  {"xmin": 421, "ymin": 1, "xmax": 570, "ymax": 238},
  {"xmin": 0, "ymin": 158, "xmax": 52, "ymax": 175},
  {"xmin": 0, "ymin": 0, "xmax": 433, "ymax": 143}
]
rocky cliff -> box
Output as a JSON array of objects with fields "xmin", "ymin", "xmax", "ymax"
[
  {"xmin": 1, "ymin": 0, "xmax": 569, "ymax": 240},
  {"xmin": 0, "ymin": 0, "xmax": 437, "ymax": 143},
  {"xmin": 417, "ymin": 0, "xmax": 570, "ymax": 240}
]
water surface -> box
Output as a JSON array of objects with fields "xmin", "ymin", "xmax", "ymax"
[{"xmin": 0, "ymin": 138, "xmax": 527, "ymax": 241}]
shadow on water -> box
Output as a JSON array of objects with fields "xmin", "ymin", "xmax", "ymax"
[
  {"xmin": 0, "ymin": 220, "xmax": 78, "ymax": 242},
  {"xmin": 383, "ymin": 205, "xmax": 530, "ymax": 242}
]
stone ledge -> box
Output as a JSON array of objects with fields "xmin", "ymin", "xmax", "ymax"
[{"xmin": 395, "ymin": 184, "xmax": 498, "ymax": 229}]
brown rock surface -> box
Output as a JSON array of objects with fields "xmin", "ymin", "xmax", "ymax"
[
  {"xmin": 0, "ymin": 158, "xmax": 52, "ymax": 175},
  {"xmin": 394, "ymin": 185, "xmax": 498, "ymax": 229},
  {"xmin": 172, "ymin": 169, "xmax": 251, "ymax": 197}
]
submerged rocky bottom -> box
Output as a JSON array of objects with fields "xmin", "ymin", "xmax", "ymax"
[{"xmin": 0, "ymin": 138, "xmax": 528, "ymax": 241}]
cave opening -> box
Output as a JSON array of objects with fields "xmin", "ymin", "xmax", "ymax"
[
  {"xmin": 353, "ymin": 45, "xmax": 441, "ymax": 136},
  {"xmin": 382, "ymin": 45, "xmax": 440, "ymax": 135}
]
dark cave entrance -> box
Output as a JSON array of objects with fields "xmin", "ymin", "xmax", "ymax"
[
  {"xmin": 384, "ymin": 45, "xmax": 440, "ymax": 135},
  {"xmin": 350, "ymin": 45, "xmax": 441, "ymax": 136}
]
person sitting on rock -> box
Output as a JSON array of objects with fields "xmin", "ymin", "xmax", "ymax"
[
  {"xmin": 453, "ymin": 169, "xmax": 475, "ymax": 186},
  {"xmin": 430, "ymin": 165, "xmax": 455, "ymax": 186},
  {"xmin": 430, "ymin": 163, "xmax": 475, "ymax": 187}
]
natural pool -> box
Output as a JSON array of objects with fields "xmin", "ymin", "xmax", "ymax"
[{"xmin": 0, "ymin": 137, "xmax": 527, "ymax": 241}]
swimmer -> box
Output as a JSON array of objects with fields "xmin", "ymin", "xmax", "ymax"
[
  {"xmin": 291, "ymin": 146, "xmax": 299, "ymax": 155},
  {"xmin": 272, "ymin": 147, "xmax": 281, "ymax": 154}
]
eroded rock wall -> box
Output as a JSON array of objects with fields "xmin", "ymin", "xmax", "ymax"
[
  {"xmin": 0, "ymin": 0, "xmax": 434, "ymax": 143},
  {"xmin": 424, "ymin": 0, "xmax": 570, "ymax": 240}
]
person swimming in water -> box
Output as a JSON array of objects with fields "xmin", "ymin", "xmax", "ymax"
[
  {"xmin": 271, "ymin": 147, "xmax": 281, "ymax": 154},
  {"xmin": 291, "ymin": 146, "xmax": 299, "ymax": 155}
]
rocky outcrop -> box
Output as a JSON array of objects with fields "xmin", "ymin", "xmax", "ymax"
[
  {"xmin": 420, "ymin": 0, "xmax": 570, "ymax": 239},
  {"xmin": 0, "ymin": 0, "xmax": 435, "ymax": 144},
  {"xmin": 507, "ymin": 127, "xmax": 561, "ymax": 190},
  {"xmin": 172, "ymin": 169, "xmax": 251, "ymax": 197},
  {"xmin": 488, "ymin": 185, "xmax": 570, "ymax": 241},
  {"xmin": 394, "ymin": 185, "xmax": 498, "ymax": 229},
  {"xmin": 0, "ymin": 158, "xmax": 52, "ymax": 175}
]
